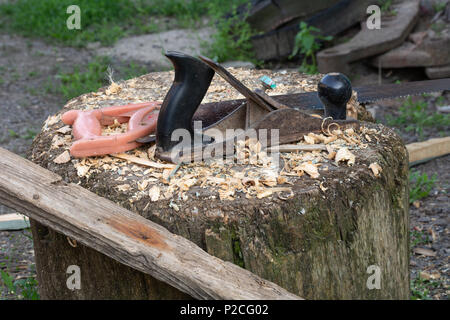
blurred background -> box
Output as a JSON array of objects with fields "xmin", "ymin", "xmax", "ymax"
[{"xmin": 0, "ymin": 0, "xmax": 448, "ymax": 300}]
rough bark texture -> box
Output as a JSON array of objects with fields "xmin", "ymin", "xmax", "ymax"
[
  {"xmin": 30, "ymin": 220, "xmax": 190, "ymax": 299},
  {"xmin": 28, "ymin": 69, "xmax": 410, "ymax": 299}
]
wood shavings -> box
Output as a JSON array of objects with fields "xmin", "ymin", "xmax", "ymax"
[
  {"xmin": 116, "ymin": 184, "xmax": 131, "ymax": 192},
  {"xmin": 304, "ymin": 135, "xmax": 316, "ymax": 145},
  {"xmin": 53, "ymin": 151, "xmax": 71, "ymax": 164},
  {"xmin": 149, "ymin": 186, "xmax": 160, "ymax": 202},
  {"xmin": 44, "ymin": 114, "xmax": 60, "ymax": 130},
  {"xmin": 369, "ymin": 163, "xmax": 382, "ymax": 178},
  {"xmin": 105, "ymin": 82, "xmax": 122, "ymax": 95},
  {"xmin": 51, "ymin": 135, "xmax": 66, "ymax": 149},
  {"xmin": 169, "ymin": 201, "xmax": 180, "ymax": 211},
  {"xmin": 256, "ymin": 187, "xmax": 292, "ymax": 199},
  {"xmin": 346, "ymin": 91, "xmax": 359, "ymax": 119},
  {"xmin": 294, "ymin": 162, "xmax": 320, "ymax": 179},
  {"xmin": 74, "ymin": 161, "xmax": 91, "ymax": 177},
  {"xmin": 335, "ymin": 148, "xmax": 356, "ymax": 166},
  {"xmin": 56, "ymin": 126, "xmax": 72, "ymax": 134},
  {"xmin": 112, "ymin": 153, "xmax": 176, "ymax": 169},
  {"xmin": 138, "ymin": 180, "xmax": 149, "ymax": 191},
  {"xmin": 52, "ymin": 68, "xmax": 389, "ymax": 204}
]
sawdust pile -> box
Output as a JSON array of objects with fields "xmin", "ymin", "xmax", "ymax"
[
  {"xmin": 49, "ymin": 119, "xmax": 384, "ymax": 203},
  {"xmin": 44, "ymin": 67, "xmax": 382, "ymax": 204}
]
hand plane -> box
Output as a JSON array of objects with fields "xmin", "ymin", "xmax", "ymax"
[{"xmin": 150, "ymin": 51, "xmax": 359, "ymax": 163}]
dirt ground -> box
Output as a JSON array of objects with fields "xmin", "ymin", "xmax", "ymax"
[{"xmin": 0, "ymin": 31, "xmax": 448, "ymax": 299}]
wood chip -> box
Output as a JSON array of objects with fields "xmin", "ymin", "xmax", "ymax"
[
  {"xmin": 335, "ymin": 147, "xmax": 355, "ymax": 166},
  {"xmin": 105, "ymin": 82, "xmax": 122, "ymax": 95},
  {"xmin": 304, "ymin": 135, "xmax": 316, "ymax": 145},
  {"xmin": 257, "ymin": 187, "xmax": 292, "ymax": 199},
  {"xmin": 112, "ymin": 153, "xmax": 176, "ymax": 169},
  {"xmin": 294, "ymin": 162, "xmax": 320, "ymax": 179},
  {"xmin": 413, "ymin": 247, "xmax": 436, "ymax": 257},
  {"xmin": 419, "ymin": 271, "xmax": 440, "ymax": 280},
  {"xmin": 53, "ymin": 151, "xmax": 71, "ymax": 164},
  {"xmin": 369, "ymin": 162, "xmax": 382, "ymax": 177},
  {"xmin": 149, "ymin": 186, "xmax": 160, "ymax": 202},
  {"xmin": 56, "ymin": 126, "xmax": 72, "ymax": 134}
]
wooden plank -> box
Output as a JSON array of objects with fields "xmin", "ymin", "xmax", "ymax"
[
  {"xmin": 0, "ymin": 147, "xmax": 301, "ymax": 300},
  {"xmin": 407, "ymin": 136, "xmax": 450, "ymax": 164},
  {"xmin": 317, "ymin": 0, "xmax": 420, "ymax": 73},
  {"xmin": 0, "ymin": 213, "xmax": 30, "ymax": 231},
  {"xmin": 251, "ymin": 0, "xmax": 374, "ymax": 60}
]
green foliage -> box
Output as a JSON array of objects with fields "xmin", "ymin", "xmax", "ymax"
[
  {"xmin": 290, "ymin": 22, "xmax": 332, "ymax": 74},
  {"xmin": 54, "ymin": 56, "xmax": 111, "ymax": 100},
  {"xmin": 1, "ymin": 269, "xmax": 39, "ymax": 300},
  {"xmin": 202, "ymin": 0, "xmax": 255, "ymax": 63},
  {"xmin": 410, "ymin": 230, "xmax": 431, "ymax": 247},
  {"xmin": 0, "ymin": 0, "xmax": 256, "ymax": 63},
  {"xmin": 411, "ymin": 276, "xmax": 441, "ymax": 300},
  {"xmin": 433, "ymin": 1, "xmax": 447, "ymax": 13},
  {"xmin": 0, "ymin": 0, "xmax": 210, "ymax": 46},
  {"xmin": 409, "ymin": 170, "xmax": 437, "ymax": 204},
  {"xmin": 0, "ymin": 270, "xmax": 15, "ymax": 294},
  {"xmin": 50, "ymin": 56, "xmax": 150, "ymax": 100},
  {"xmin": 387, "ymin": 97, "xmax": 450, "ymax": 140},
  {"xmin": 379, "ymin": 0, "xmax": 397, "ymax": 15},
  {"xmin": 8, "ymin": 129, "xmax": 19, "ymax": 138},
  {"xmin": 13, "ymin": 278, "xmax": 40, "ymax": 300}
]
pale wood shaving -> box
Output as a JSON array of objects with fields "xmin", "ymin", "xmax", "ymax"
[{"xmin": 53, "ymin": 151, "xmax": 71, "ymax": 164}]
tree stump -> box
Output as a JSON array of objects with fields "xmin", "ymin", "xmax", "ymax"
[{"xmin": 28, "ymin": 68, "xmax": 410, "ymax": 300}]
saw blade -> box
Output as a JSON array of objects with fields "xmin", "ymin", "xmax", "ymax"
[
  {"xmin": 354, "ymin": 78, "xmax": 450, "ymax": 103},
  {"xmin": 271, "ymin": 78, "xmax": 450, "ymax": 109}
]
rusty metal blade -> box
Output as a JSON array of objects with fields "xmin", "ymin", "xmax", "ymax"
[
  {"xmin": 270, "ymin": 78, "xmax": 450, "ymax": 108},
  {"xmin": 139, "ymin": 78, "xmax": 450, "ymax": 143},
  {"xmin": 354, "ymin": 78, "xmax": 450, "ymax": 103}
]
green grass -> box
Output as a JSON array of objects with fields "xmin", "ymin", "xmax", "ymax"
[
  {"xmin": 0, "ymin": 0, "xmax": 255, "ymax": 62},
  {"xmin": 1, "ymin": 269, "xmax": 39, "ymax": 300},
  {"xmin": 433, "ymin": 1, "xmax": 447, "ymax": 13},
  {"xmin": 48, "ymin": 56, "xmax": 150, "ymax": 100},
  {"xmin": 379, "ymin": 0, "xmax": 397, "ymax": 16},
  {"xmin": 411, "ymin": 276, "xmax": 441, "ymax": 300},
  {"xmin": 289, "ymin": 22, "xmax": 332, "ymax": 74},
  {"xmin": 387, "ymin": 97, "xmax": 450, "ymax": 140},
  {"xmin": 0, "ymin": 0, "xmax": 211, "ymax": 47},
  {"xmin": 409, "ymin": 170, "xmax": 437, "ymax": 204},
  {"xmin": 410, "ymin": 230, "xmax": 431, "ymax": 247},
  {"xmin": 202, "ymin": 0, "xmax": 256, "ymax": 63}
]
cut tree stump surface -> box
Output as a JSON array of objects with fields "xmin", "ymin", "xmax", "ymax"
[{"xmin": 29, "ymin": 68, "xmax": 410, "ymax": 299}]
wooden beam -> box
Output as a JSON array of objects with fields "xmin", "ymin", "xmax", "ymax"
[
  {"xmin": 407, "ymin": 136, "xmax": 450, "ymax": 164},
  {"xmin": 0, "ymin": 147, "xmax": 301, "ymax": 300}
]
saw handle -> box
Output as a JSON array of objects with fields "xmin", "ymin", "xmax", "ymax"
[
  {"xmin": 318, "ymin": 73, "xmax": 352, "ymax": 120},
  {"xmin": 156, "ymin": 51, "xmax": 215, "ymax": 152}
]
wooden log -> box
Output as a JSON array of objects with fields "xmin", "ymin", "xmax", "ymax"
[
  {"xmin": 27, "ymin": 69, "xmax": 410, "ymax": 299},
  {"xmin": 317, "ymin": 0, "xmax": 420, "ymax": 74},
  {"xmin": 250, "ymin": 0, "xmax": 374, "ymax": 61},
  {"xmin": 0, "ymin": 147, "xmax": 301, "ymax": 300},
  {"xmin": 243, "ymin": 0, "xmax": 341, "ymax": 33}
]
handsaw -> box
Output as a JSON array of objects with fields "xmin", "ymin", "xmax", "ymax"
[{"xmin": 191, "ymin": 78, "xmax": 450, "ymax": 129}]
